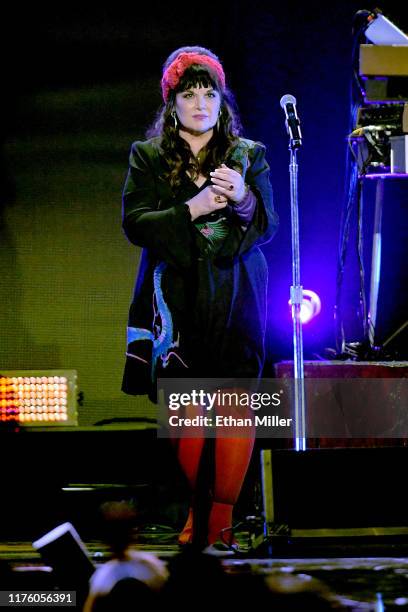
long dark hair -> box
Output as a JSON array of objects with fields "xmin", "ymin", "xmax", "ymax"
[{"xmin": 146, "ymin": 46, "xmax": 243, "ymax": 189}]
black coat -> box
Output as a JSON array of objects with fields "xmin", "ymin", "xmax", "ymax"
[{"xmin": 121, "ymin": 136, "xmax": 278, "ymax": 402}]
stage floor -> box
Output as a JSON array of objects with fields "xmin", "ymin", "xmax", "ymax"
[{"xmin": 3, "ymin": 534, "xmax": 408, "ymax": 610}]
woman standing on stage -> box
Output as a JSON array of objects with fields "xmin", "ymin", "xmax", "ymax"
[{"xmin": 121, "ymin": 46, "xmax": 278, "ymax": 551}]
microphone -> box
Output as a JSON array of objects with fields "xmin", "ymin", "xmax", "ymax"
[{"xmin": 280, "ymin": 94, "xmax": 302, "ymax": 148}]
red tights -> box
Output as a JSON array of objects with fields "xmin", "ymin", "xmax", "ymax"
[{"xmin": 172, "ymin": 406, "xmax": 255, "ymax": 545}]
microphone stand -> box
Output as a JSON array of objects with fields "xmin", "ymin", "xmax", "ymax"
[
  {"xmin": 288, "ymin": 139, "xmax": 306, "ymax": 451},
  {"xmin": 252, "ymin": 111, "xmax": 306, "ymax": 557},
  {"xmin": 253, "ymin": 134, "xmax": 306, "ymax": 556}
]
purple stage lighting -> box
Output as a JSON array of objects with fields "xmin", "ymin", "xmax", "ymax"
[{"xmin": 289, "ymin": 289, "xmax": 322, "ymax": 324}]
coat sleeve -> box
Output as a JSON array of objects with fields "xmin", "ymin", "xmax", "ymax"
[
  {"xmin": 122, "ymin": 141, "xmax": 194, "ymax": 270},
  {"xmin": 236, "ymin": 142, "xmax": 279, "ymax": 253}
]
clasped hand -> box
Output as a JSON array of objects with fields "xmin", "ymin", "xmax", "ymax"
[
  {"xmin": 187, "ymin": 164, "xmax": 246, "ymax": 221},
  {"xmin": 210, "ymin": 164, "xmax": 246, "ymax": 204}
]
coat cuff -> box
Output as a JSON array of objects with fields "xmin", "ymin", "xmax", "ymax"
[{"xmin": 232, "ymin": 188, "xmax": 257, "ymax": 224}]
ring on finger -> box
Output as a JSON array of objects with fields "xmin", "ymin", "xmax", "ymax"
[{"xmin": 215, "ymin": 195, "xmax": 227, "ymax": 203}]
